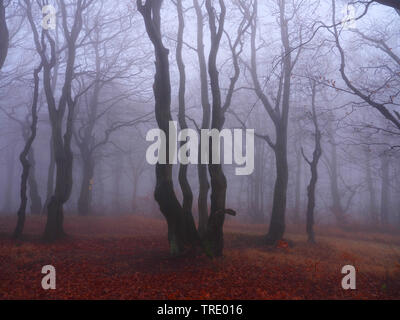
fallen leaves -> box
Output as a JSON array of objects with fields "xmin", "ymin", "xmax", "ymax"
[{"xmin": 0, "ymin": 215, "xmax": 399, "ymax": 300}]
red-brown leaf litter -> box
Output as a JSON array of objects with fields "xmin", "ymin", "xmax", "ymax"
[{"xmin": 0, "ymin": 215, "xmax": 399, "ymax": 300}]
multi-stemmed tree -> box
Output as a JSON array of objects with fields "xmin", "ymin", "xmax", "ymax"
[{"xmin": 25, "ymin": 0, "xmax": 95, "ymax": 241}]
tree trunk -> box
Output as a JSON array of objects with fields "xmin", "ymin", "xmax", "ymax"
[
  {"xmin": 206, "ymin": 163, "xmax": 227, "ymax": 257},
  {"xmin": 43, "ymin": 137, "xmax": 55, "ymax": 215},
  {"xmin": 78, "ymin": 154, "xmax": 94, "ymax": 216},
  {"xmin": 197, "ymin": 163, "xmax": 209, "ymax": 236},
  {"xmin": 176, "ymin": 0, "xmax": 198, "ymax": 246},
  {"xmin": 75, "ymin": 28, "xmax": 101, "ymax": 216},
  {"xmin": 306, "ymin": 168, "xmax": 318, "ymax": 243},
  {"xmin": 36, "ymin": 0, "xmax": 85, "ymax": 242},
  {"xmin": 266, "ymin": 130, "xmax": 288, "ymax": 245},
  {"xmin": 204, "ymin": 0, "xmax": 228, "ymax": 257},
  {"xmin": 303, "ymin": 82, "xmax": 322, "ymax": 244},
  {"xmin": 138, "ymin": 0, "xmax": 191, "ymax": 255},
  {"xmin": 248, "ymin": 0, "xmax": 293, "ymax": 245},
  {"xmin": 193, "ymin": 0, "xmax": 211, "ymax": 237},
  {"xmin": 14, "ymin": 65, "xmax": 42, "ymax": 239},
  {"xmin": 27, "ymin": 147, "xmax": 42, "ymax": 214},
  {"xmin": 43, "ymin": 134, "xmax": 73, "ymax": 241}
]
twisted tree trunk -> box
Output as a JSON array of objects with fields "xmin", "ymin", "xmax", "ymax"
[
  {"xmin": 176, "ymin": 0, "xmax": 198, "ymax": 246},
  {"xmin": 14, "ymin": 65, "xmax": 42, "ymax": 239},
  {"xmin": 43, "ymin": 137, "xmax": 55, "ymax": 215},
  {"xmin": 27, "ymin": 147, "xmax": 42, "ymax": 215},
  {"xmin": 138, "ymin": 0, "xmax": 193, "ymax": 255},
  {"xmin": 204, "ymin": 0, "xmax": 228, "ymax": 257},
  {"xmin": 302, "ymin": 82, "xmax": 322, "ymax": 244},
  {"xmin": 193, "ymin": 0, "xmax": 211, "ymax": 238},
  {"xmin": 267, "ymin": 129, "xmax": 288, "ymax": 244},
  {"xmin": 248, "ymin": 0, "xmax": 294, "ymax": 245}
]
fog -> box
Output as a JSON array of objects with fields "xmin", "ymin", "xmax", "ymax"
[{"xmin": 0, "ymin": 0, "xmax": 399, "ymax": 246}]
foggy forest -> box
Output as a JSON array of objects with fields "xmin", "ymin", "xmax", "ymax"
[{"xmin": 0, "ymin": 0, "xmax": 400, "ymax": 300}]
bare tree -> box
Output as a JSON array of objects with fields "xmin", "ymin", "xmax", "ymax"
[
  {"xmin": 0, "ymin": 106, "xmax": 43, "ymax": 215},
  {"xmin": 25, "ymin": 0, "xmax": 94, "ymax": 241},
  {"xmin": 332, "ymin": 0, "xmax": 400, "ymax": 132},
  {"xmin": 301, "ymin": 80, "xmax": 322, "ymax": 243},
  {"xmin": 203, "ymin": 0, "xmax": 228, "ymax": 257},
  {"xmin": 137, "ymin": 0, "xmax": 199, "ymax": 255},
  {"xmin": 193, "ymin": 0, "xmax": 211, "ymax": 237},
  {"xmin": 13, "ymin": 64, "xmax": 42, "ymax": 238},
  {"xmin": 246, "ymin": 0, "xmax": 303, "ymax": 244},
  {"xmin": 73, "ymin": 7, "xmax": 150, "ymax": 216},
  {"xmin": 204, "ymin": 0, "xmax": 251, "ymax": 256},
  {"xmin": 174, "ymin": 0, "xmax": 198, "ymax": 244}
]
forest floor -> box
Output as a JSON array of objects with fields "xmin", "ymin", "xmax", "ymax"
[{"xmin": 0, "ymin": 215, "xmax": 399, "ymax": 300}]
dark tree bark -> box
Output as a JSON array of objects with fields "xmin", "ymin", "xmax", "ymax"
[
  {"xmin": 193, "ymin": 0, "xmax": 211, "ymax": 237},
  {"xmin": 175, "ymin": 0, "xmax": 199, "ymax": 245},
  {"xmin": 374, "ymin": 0, "xmax": 400, "ymax": 10},
  {"xmin": 43, "ymin": 1, "xmax": 85, "ymax": 241},
  {"xmin": 203, "ymin": 0, "xmax": 250, "ymax": 255},
  {"xmin": 75, "ymin": 76, "xmax": 99, "ymax": 216},
  {"xmin": 248, "ymin": 0, "xmax": 295, "ymax": 245},
  {"xmin": 204, "ymin": 0, "xmax": 228, "ymax": 257},
  {"xmin": 43, "ymin": 137, "xmax": 55, "ymax": 215},
  {"xmin": 302, "ymin": 81, "xmax": 322, "ymax": 244},
  {"xmin": 13, "ymin": 65, "xmax": 42, "ymax": 239},
  {"xmin": 1, "ymin": 108, "xmax": 43, "ymax": 216},
  {"xmin": 43, "ymin": 29, "xmax": 60, "ymax": 216},
  {"xmin": 26, "ymin": 147, "xmax": 42, "ymax": 214},
  {"xmin": 25, "ymin": 0, "xmax": 92, "ymax": 241},
  {"xmin": 137, "ymin": 0, "xmax": 196, "ymax": 255},
  {"xmin": 0, "ymin": 0, "xmax": 8, "ymax": 70}
]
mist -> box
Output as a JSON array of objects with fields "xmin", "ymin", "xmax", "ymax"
[{"xmin": 0, "ymin": 0, "xmax": 399, "ymax": 300}]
